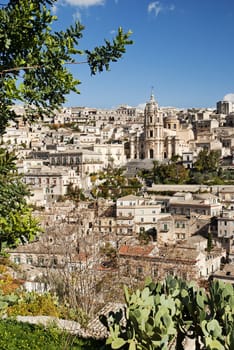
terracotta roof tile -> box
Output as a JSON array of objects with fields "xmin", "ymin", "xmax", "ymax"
[{"xmin": 119, "ymin": 244, "xmax": 155, "ymax": 257}]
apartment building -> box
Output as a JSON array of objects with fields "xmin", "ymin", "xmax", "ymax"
[{"xmin": 169, "ymin": 192, "xmax": 222, "ymax": 217}]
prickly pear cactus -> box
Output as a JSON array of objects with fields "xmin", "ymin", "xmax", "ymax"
[{"xmin": 101, "ymin": 276, "xmax": 234, "ymax": 350}]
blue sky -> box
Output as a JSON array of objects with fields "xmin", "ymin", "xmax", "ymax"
[{"xmin": 46, "ymin": 1, "xmax": 234, "ymax": 109}]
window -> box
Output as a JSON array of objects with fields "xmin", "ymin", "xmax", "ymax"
[
  {"xmin": 26, "ymin": 256, "xmax": 33, "ymax": 265},
  {"xmin": 150, "ymin": 130, "xmax": 153, "ymax": 137},
  {"xmin": 14, "ymin": 256, "xmax": 21, "ymax": 264},
  {"xmin": 38, "ymin": 256, "xmax": 45, "ymax": 266},
  {"xmin": 137, "ymin": 266, "xmax": 143, "ymax": 275},
  {"xmin": 51, "ymin": 257, "xmax": 58, "ymax": 266}
]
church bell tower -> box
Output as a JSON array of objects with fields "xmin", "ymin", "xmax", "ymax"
[{"xmin": 144, "ymin": 91, "xmax": 164, "ymax": 161}]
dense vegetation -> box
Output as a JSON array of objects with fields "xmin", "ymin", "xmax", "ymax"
[
  {"xmin": 0, "ymin": 320, "xmax": 105, "ymax": 350},
  {"xmin": 1, "ymin": 260, "xmax": 233, "ymax": 350},
  {"xmin": 101, "ymin": 276, "xmax": 234, "ymax": 350},
  {"xmin": 140, "ymin": 150, "xmax": 234, "ymax": 186},
  {"xmin": 91, "ymin": 167, "xmax": 142, "ymax": 200},
  {"xmin": 0, "ymin": 149, "xmax": 40, "ymax": 252},
  {"xmin": 0, "ymin": 0, "xmax": 132, "ymax": 133}
]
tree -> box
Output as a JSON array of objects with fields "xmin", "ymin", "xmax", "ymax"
[
  {"xmin": 0, "ymin": 0, "xmax": 132, "ymax": 250},
  {"xmin": 151, "ymin": 160, "xmax": 189, "ymax": 184},
  {"xmin": 194, "ymin": 149, "xmax": 221, "ymax": 173},
  {"xmin": 0, "ymin": 149, "xmax": 40, "ymax": 251},
  {"xmin": 0, "ymin": 0, "xmax": 133, "ymax": 134}
]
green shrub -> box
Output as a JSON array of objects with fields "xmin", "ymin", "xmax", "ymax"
[{"xmin": 0, "ymin": 320, "xmax": 105, "ymax": 350}]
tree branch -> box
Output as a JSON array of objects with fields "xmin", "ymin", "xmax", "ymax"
[{"xmin": 0, "ymin": 61, "xmax": 88, "ymax": 75}]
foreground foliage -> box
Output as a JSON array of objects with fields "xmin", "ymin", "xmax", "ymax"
[
  {"xmin": 0, "ymin": 0, "xmax": 132, "ymax": 251},
  {"xmin": 101, "ymin": 276, "xmax": 234, "ymax": 350},
  {"xmin": 0, "ymin": 149, "xmax": 40, "ymax": 252},
  {"xmin": 0, "ymin": 0, "xmax": 132, "ymax": 134},
  {"xmin": 0, "ymin": 319, "xmax": 104, "ymax": 350}
]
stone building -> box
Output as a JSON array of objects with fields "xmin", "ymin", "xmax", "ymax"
[
  {"xmin": 168, "ymin": 192, "xmax": 222, "ymax": 217},
  {"xmin": 216, "ymin": 209, "xmax": 234, "ymax": 263},
  {"xmin": 129, "ymin": 92, "xmax": 194, "ymax": 161},
  {"xmin": 118, "ymin": 236, "xmax": 225, "ymax": 283}
]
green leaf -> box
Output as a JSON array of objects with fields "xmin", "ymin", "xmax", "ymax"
[
  {"xmin": 129, "ymin": 340, "xmax": 136, "ymax": 350},
  {"xmin": 205, "ymin": 337, "xmax": 224, "ymax": 350},
  {"xmin": 112, "ymin": 338, "xmax": 127, "ymax": 349}
]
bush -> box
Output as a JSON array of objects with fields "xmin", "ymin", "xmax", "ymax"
[{"xmin": 0, "ymin": 320, "xmax": 105, "ymax": 350}]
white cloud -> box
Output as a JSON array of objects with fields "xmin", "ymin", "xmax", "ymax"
[
  {"xmin": 73, "ymin": 10, "xmax": 82, "ymax": 21},
  {"xmin": 64, "ymin": 0, "xmax": 105, "ymax": 6},
  {"xmin": 148, "ymin": 1, "xmax": 162, "ymax": 16},
  {"xmin": 148, "ymin": 1, "xmax": 175, "ymax": 16},
  {"xmin": 223, "ymin": 93, "xmax": 234, "ymax": 102}
]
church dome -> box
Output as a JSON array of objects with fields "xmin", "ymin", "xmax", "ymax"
[
  {"xmin": 164, "ymin": 114, "xmax": 180, "ymax": 130},
  {"xmin": 145, "ymin": 93, "xmax": 158, "ymax": 114}
]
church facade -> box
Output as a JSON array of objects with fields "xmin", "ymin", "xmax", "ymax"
[{"xmin": 129, "ymin": 93, "xmax": 194, "ymax": 161}]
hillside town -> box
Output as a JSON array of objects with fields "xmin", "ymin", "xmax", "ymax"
[{"xmin": 4, "ymin": 92, "xmax": 234, "ymax": 313}]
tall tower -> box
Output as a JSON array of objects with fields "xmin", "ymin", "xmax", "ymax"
[{"xmin": 143, "ymin": 91, "xmax": 164, "ymax": 161}]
